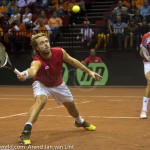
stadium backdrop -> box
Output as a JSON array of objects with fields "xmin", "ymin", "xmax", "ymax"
[{"xmin": 0, "ymin": 52, "xmax": 146, "ymax": 86}]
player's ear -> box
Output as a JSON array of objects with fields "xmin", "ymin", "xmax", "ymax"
[{"xmin": 35, "ymin": 46, "xmax": 39, "ymax": 51}]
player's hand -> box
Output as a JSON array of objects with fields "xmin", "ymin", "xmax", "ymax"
[
  {"xmin": 146, "ymin": 56, "xmax": 150, "ymax": 61},
  {"xmin": 140, "ymin": 44, "xmax": 149, "ymax": 59},
  {"xmin": 17, "ymin": 71, "xmax": 28, "ymax": 81},
  {"xmin": 89, "ymin": 71, "xmax": 103, "ymax": 81},
  {"xmin": 140, "ymin": 48, "xmax": 150, "ymax": 61}
]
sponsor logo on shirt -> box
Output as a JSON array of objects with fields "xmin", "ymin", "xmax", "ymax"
[{"xmin": 45, "ymin": 66, "xmax": 49, "ymax": 70}]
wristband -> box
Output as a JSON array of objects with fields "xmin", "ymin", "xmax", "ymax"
[{"xmin": 24, "ymin": 70, "xmax": 29, "ymax": 79}]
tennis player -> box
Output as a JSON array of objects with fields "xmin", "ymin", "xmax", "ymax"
[
  {"xmin": 17, "ymin": 33, "xmax": 102, "ymax": 145},
  {"xmin": 140, "ymin": 32, "xmax": 150, "ymax": 119}
]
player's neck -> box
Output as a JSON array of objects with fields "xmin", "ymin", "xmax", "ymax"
[
  {"xmin": 41, "ymin": 52, "xmax": 52, "ymax": 60},
  {"xmin": 90, "ymin": 56, "xmax": 95, "ymax": 58}
]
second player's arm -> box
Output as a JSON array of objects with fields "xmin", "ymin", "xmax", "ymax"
[{"xmin": 62, "ymin": 49, "xmax": 102, "ymax": 81}]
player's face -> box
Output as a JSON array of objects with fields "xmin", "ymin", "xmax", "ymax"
[
  {"xmin": 131, "ymin": 1, "xmax": 135, "ymax": 6},
  {"xmin": 118, "ymin": 1, "xmax": 122, "ymax": 7},
  {"xmin": 136, "ymin": 10, "xmax": 140, "ymax": 15},
  {"xmin": 117, "ymin": 16, "xmax": 121, "ymax": 22},
  {"xmin": 90, "ymin": 49, "xmax": 96, "ymax": 57},
  {"xmin": 53, "ymin": 12, "xmax": 57, "ymax": 18},
  {"xmin": 36, "ymin": 36, "xmax": 50, "ymax": 54},
  {"xmin": 25, "ymin": 8, "xmax": 29, "ymax": 13}
]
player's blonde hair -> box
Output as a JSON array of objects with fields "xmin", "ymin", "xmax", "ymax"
[
  {"xmin": 31, "ymin": 33, "xmax": 48, "ymax": 57},
  {"xmin": 31, "ymin": 33, "xmax": 48, "ymax": 50}
]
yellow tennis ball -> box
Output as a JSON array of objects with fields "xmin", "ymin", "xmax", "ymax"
[{"xmin": 72, "ymin": 5, "xmax": 80, "ymax": 13}]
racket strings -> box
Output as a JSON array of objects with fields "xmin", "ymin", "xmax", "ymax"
[
  {"xmin": 0, "ymin": 42, "xmax": 20, "ymax": 74},
  {"xmin": 0, "ymin": 42, "xmax": 15, "ymax": 71},
  {"xmin": 0, "ymin": 51, "xmax": 6, "ymax": 67},
  {"xmin": 0, "ymin": 43, "xmax": 7, "ymax": 67},
  {"xmin": 0, "ymin": 43, "xmax": 5, "ymax": 52}
]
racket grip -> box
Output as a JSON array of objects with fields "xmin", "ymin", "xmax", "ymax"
[{"xmin": 14, "ymin": 68, "xmax": 22, "ymax": 76}]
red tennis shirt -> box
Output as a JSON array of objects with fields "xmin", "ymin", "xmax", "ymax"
[
  {"xmin": 33, "ymin": 47, "xmax": 63, "ymax": 87},
  {"xmin": 141, "ymin": 32, "xmax": 150, "ymax": 62},
  {"xmin": 84, "ymin": 56, "xmax": 102, "ymax": 63}
]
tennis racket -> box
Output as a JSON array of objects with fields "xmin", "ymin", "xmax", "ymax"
[{"xmin": 0, "ymin": 42, "xmax": 21, "ymax": 75}]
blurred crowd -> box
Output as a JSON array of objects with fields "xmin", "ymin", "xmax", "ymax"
[
  {"xmin": 92, "ymin": 0, "xmax": 150, "ymax": 51},
  {"xmin": 0, "ymin": 0, "xmax": 91, "ymax": 58},
  {"xmin": 0, "ymin": 0, "xmax": 149, "ymax": 58}
]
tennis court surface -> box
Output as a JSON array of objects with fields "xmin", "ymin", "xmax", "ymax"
[{"xmin": 0, "ymin": 86, "xmax": 150, "ymax": 150}]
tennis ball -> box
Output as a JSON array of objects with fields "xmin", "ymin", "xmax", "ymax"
[{"xmin": 72, "ymin": 5, "xmax": 80, "ymax": 13}]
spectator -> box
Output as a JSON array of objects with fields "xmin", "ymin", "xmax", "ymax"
[
  {"xmin": 95, "ymin": 19, "xmax": 113, "ymax": 50},
  {"xmin": 81, "ymin": 21, "xmax": 94, "ymax": 49},
  {"xmin": 33, "ymin": 10, "xmax": 48, "ymax": 26},
  {"xmin": 124, "ymin": 19, "xmax": 138, "ymax": 49},
  {"xmin": 22, "ymin": 7, "xmax": 32, "ymax": 24},
  {"xmin": 128, "ymin": 0, "xmax": 138, "ymax": 18},
  {"xmin": 8, "ymin": 19, "xmax": 26, "ymax": 58},
  {"xmin": 113, "ymin": 0, "xmax": 127, "ymax": 15},
  {"xmin": 48, "ymin": 0, "xmax": 56, "ymax": 9},
  {"xmin": 132, "ymin": 9, "xmax": 143, "ymax": 26},
  {"xmin": 55, "ymin": 0, "xmax": 68, "ymax": 16},
  {"xmin": 83, "ymin": 16, "xmax": 90, "ymax": 25},
  {"xmin": 112, "ymin": 15, "xmax": 126, "ymax": 50},
  {"xmin": 106, "ymin": 19, "xmax": 114, "ymax": 49},
  {"xmin": 33, "ymin": 18, "xmax": 51, "ymax": 41},
  {"xmin": 51, "ymin": 0, "xmax": 57, "ymax": 5},
  {"xmin": 8, "ymin": 7, "xmax": 21, "ymax": 25},
  {"xmin": 122, "ymin": 0, "xmax": 131, "ymax": 8},
  {"xmin": 8, "ymin": 0, "xmax": 17, "ymax": 16},
  {"xmin": 9, "ymin": 19, "xmax": 26, "ymax": 41},
  {"xmin": 17, "ymin": 0, "xmax": 27, "ymax": 8},
  {"xmin": 120, "ymin": 8, "xmax": 130, "ymax": 23},
  {"xmin": 78, "ymin": 0, "xmax": 86, "ymax": 16},
  {"xmin": 48, "ymin": 11, "xmax": 62, "ymax": 44},
  {"xmin": 67, "ymin": 0, "xmax": 78, "ymax": 14},
  {"xmin": 82, "ymin": 48, "xmax": 103, "ymax": 64},
  {"xmin": 139, "ymin": 18, "xmax": 150, "ymax": 35},
  {"xmin": 26, "ymin": 0, "xmax": 36, "ymax": 6},
  {"xmin": 39, "ymin": 0, "xmax": 49, "ymax": 8},
  {"xmin": 23, "ymin": 23, "xmax": 32, "ymax": 51},
  {"xmin": 134, "ymin": 0, "xmax": 144, "ymax": 9},
  {"xmin": 67, "ymin": 0, "xmax": 80, "ymax": 25},
  {"xmin": 0, "ymin": 0, "xmax": 9, "ymax": 5},
  {"xmin": 0, "ymin": 0, "xmax": 9, "ymax": 18},
  {"xmin": 140, "ymin": 0, "xmax": 150, "ymax": 17},
  {"xmin": 79, "ymin": 0, "xmax": 85, "ymax": 11},
  {"xmin": 135, "ymin": 18, "xmax": 149, "ymax": 50}
]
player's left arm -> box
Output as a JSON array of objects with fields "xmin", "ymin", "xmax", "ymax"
[{"xmin": 62, "ymin": 49, "xmax": 102, "ymax": 81}]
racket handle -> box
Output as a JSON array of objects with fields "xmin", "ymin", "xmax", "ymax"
[{"xmin": 14, "ymin": 68, "xmax": 22, "ymax": 76}]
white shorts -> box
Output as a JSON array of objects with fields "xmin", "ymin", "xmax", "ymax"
[
  {"xmin": 32, "ymin": 81, "xmax": 73, "ymax": 104},
  {"xmin": 144, "ymin": 62, "xmax": 150, "ymax": 75}
]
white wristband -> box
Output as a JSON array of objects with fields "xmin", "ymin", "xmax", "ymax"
[
  {"xmin": 14, "ymin": 25, "xmax": 20, "ymax": 31},
  {"xmin": 24, "ymin": 71, "xmax": 29, "ymax": 79}
]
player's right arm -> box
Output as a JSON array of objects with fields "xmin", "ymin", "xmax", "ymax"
[
  {"xmin": 140, "ymin": 44, "xmax": 147, "ymax": 57},
  {"xmin": 140, "ymin": 45, "xmax": 150, "ymax": 61},
  {"xmin": 140, "ymin": 33, "xmax": 150, "ymax": 61},
  {"xmin": 17, "ymin": 61, "xmax": 41, "ymax": 81}
]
